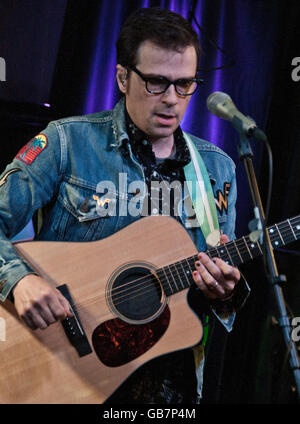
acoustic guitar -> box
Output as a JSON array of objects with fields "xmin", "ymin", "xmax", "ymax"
[{"xmin": 0, "ymin": 214, "xmax": 299, "ymax": 403}]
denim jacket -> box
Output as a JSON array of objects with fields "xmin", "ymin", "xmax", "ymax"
[
  {"xmin": 0, "ymin": 98, "xmax": 239, "ymax": 303},
  {"xmin": 0, "ymin": 97, "xmax": 250, "ymax": 402}
]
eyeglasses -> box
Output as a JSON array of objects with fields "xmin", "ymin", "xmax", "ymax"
[{"xmin": 129, "ymin": 65, "xmax": 204, "ymax": 96}]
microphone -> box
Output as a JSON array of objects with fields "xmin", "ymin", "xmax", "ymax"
[{"xmin": 207, "ymin": 91, "xmax": 267, "ymax": 142}]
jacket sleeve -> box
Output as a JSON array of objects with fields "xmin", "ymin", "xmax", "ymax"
[
  {"xmin": 0, "ymin": 122, "xmax": 63, "ymax": 301},
  {"xmin": 211, "ymin": 168, "xmax": 251, "ymax": 331}
]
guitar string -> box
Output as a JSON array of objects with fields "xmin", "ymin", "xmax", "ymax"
[
  {"xmin": 67, "ymin": 221, "xmax": 300, "ymax": 312},
  {"xmin": 66, "ymin": 255, "xmax": 203, "ymax": 313},
  {"xmin": 64, "ymin": 223, "xmax": 300, "ymax": 314},
  {"xmin": 68, "ymin": 228, "xmax": 286, "ymax": 312},
  {"xmin": 65, "ymin": 246, "xmax": 288, "ymax": 316},
  {"xmin": 67, "ymin": 230, "xmax": 293, "ymax": 314},
  {"xmin": 108, "ymin": 216, "xmax": 300, "ymax": 302},
  {"xmin": 71, "ymin": 227, "xmax": 297, "ymax": 314},
  {"xmin": 105, "ymin": 220, "xmax": 300, "ymax": 302}
]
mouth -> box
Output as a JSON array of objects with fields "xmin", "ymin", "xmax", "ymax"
[{"xmin": 154, "ymin": 113, "xmax": 177, "ymax": 126}]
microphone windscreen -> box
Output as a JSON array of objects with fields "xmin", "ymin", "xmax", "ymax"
[{"xmin": 206, "ymin": 91, "xmax": 231, "ymax": 114}]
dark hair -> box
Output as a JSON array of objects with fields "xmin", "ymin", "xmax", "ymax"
[{"xmin": 116, "ymin": 8, "xmax": 201, "ymax": 69}]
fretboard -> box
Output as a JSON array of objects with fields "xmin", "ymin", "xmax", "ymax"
[{"xmin": 157, "ymin": 214, "xmax": 300, "ymax": 296}]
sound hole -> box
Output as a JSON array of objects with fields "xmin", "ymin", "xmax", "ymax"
[{"xmin": 108, "ymin": 265, "xmax": 165, "ymax": 324}]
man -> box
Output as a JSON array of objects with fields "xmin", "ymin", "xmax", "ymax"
[{"xmin": 0, "ymin": 8, "xmax": 246, "ymax": 403}]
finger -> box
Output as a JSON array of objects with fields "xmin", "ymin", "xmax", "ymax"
[
  {"xmin": 220, "ymin": 234, "xmax": 229, "ymax": 244},
  {"xmin": 30, "ymin": 290, "xmax": 64, "ymax": 324},
  {"xmin": 21, "ymin": 313, "xmax": 38, "ymax": 330},
  {"xmin": 196, "ymin": 253, "xmax": 225, "ymax": 287},
  {"xmin": 47, "ymin": 295, "xmax": 70, "ymax": 321},
  {"xmin": 197, "ymin": 252, "xmax": 240, "ymax": 292},
  {"xmin": 55, "ymin": 290, "xmax": 73, "ymax": 318},
  {"xmin": 212, "ymin": 258, "xmax": 240, "ymax": 292},
  {"xmin": 39, "ymin": 289, "xmax": 72, "ymax": 322},
  {"xmin": 194, "ymin": 262, "xmax": 226, "ymax": 298},
  {"xmin": 21, "ymin": 309, "xmax": 48, "ymax": 330},
  {"xmin": 193, "ymin": 270, "xmax": 218, "ymax": 299},
  {"xmin": 33, "ymin": 296, "xmax": 59, "ymax": 326},
  {"xmin": 37, "ymin": 304, "xmax": 57, "ymax": 325}
]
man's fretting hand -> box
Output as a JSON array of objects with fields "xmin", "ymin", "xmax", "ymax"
[{"xmin": 192, "ymin": 234, "xmax": 240, "ymax": 300}]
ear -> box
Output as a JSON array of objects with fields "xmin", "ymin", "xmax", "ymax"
[{"xmin": 116, "ymin": 65, "xmax": 128, "ymax": 94}]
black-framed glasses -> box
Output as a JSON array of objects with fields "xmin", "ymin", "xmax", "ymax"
[{"xmin": 129, "ymin": 65, "xmax": 204, "ymax": 96}]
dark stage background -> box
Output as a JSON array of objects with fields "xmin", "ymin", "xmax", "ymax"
[{"xmin": 0, "ymin": 0, "xmax": 300, "ymax": 403}]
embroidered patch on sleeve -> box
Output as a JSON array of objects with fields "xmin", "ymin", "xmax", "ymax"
[{"xmin": 15, "ymin": 133, "xmax": 48, "ymax": 165}]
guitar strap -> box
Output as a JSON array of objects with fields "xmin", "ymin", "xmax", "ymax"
[
  {"xmin": 183, "ymin": 132, "xmax": 220, "ymax": 247},
  {"xmin": 183, "ymin": 132, "xmax": 220, "ymax": 384}
]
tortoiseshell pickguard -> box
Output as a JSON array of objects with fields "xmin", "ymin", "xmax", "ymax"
[{"xmin": 92, "ymin": 306, "xmax": 170, "ymax": 367}]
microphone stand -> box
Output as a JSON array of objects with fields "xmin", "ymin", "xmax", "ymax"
[{"xmin": 236, "ymin": 124, "xmax": 300, "ymax": 401}]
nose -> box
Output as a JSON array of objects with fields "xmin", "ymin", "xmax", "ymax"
[{"xmin": 161, "ymin": 83, "xmax": 178, "ymax": 105}]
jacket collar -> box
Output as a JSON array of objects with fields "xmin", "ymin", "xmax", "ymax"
[{"xmin": 111, "ymin": 97, "xmax": 128, "ymax": 148}]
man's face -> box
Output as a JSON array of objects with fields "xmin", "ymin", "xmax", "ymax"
[{"xmin": 117, "ymin": 40, "xmax": 198, "ymax": 144}]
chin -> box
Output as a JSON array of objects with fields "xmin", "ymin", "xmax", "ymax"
[{"xmin": 150, "ymin": 126, "xmax": 177, "ymax": 139}]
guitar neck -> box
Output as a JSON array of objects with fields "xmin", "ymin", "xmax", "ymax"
[{"xmin": 157, "ymin": 215, "xmax": 300, "ymax": 296}]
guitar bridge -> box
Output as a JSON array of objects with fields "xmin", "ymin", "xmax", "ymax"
[{"xmin": 57, "ymin": 284, "xmax": 92, "ymax": 357}]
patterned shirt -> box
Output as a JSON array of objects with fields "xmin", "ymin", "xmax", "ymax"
[{"xmin": 125, "ymin": 110, "xmax": 191, "ymax": 219}]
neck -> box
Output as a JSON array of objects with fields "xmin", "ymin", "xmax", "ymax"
[
  {"xmin": 149, "ymin": 135, "xmax": 174, "ymax": 158},
  {"xmin": 124, "ymin": 107, "xmax": 175, "ymax": 158}
]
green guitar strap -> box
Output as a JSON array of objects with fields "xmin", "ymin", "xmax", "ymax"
[
  {"xmin": 183, "ymin": 132, "xmax": 220, "ymax": 247},
  {"xmin": 183, "ymin": 133, "xmax": 220, "ymax": 368}
]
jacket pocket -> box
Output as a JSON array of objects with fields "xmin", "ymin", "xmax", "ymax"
[{"xmin": 53, "ymin": 180, "xmax": 118, "ymax": 241}]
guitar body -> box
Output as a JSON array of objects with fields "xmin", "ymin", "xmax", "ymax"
[{"xmin": 0, "ymin": 216, "xmax": 203, "ymax": 404}]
